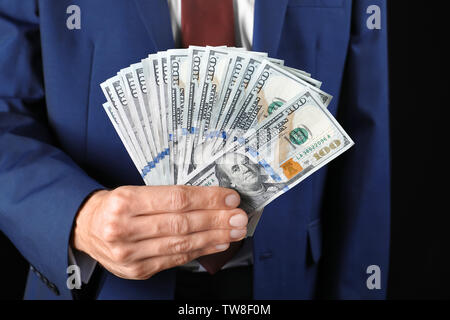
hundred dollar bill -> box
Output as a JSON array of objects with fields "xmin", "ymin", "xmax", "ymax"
[
  {"xmin": 130, "ymin": 62, "xmax": 167, "ymax": 179},
  {"xmin": 223, "ymin": 61, "xmax": 333, "ymax": 149},
  {"xmin": 102, "ymin": 77, "xmax": 158, "ymax": 182},
  {"xmin": 101, "ymin": 90, "xmax": 156, "ymax": 185},
  {"xmin": 143, "ymin": 54, "xmax": 171, "ymax": 184},
  {"xmin": 158, "ymin": 53, "xmax": 175, "ymax": 184},
  {"xmin": 197, "ymin": 47, "xmax": 235, "ymax": 141},
  {"xmin": 101, "ymin": 80, "xmax": 146, "ymax": 173},
  {"xmin": 111, "ymin": 74, "xmax": 154, "ymax": 168},
  {"xmin": 267, "ymin": 57, "xmax": 284, "ymax": 66},
  {"xmin": 207, "ymin": 53, "xmax": 248, "ymax": 138},
  {"xmin": 285, "ymin": 68, "xmax": 310, "ymax": 77},
  {"xmin": 141, "ymin": 56, "xmax": 163, "ymax": 163},
  {"xmin": 210, "ymin": 54, "xmax": 267, "ymax": 154},
  {"xmin": 282, "ymin": 65, "xmax": 322, "ymax": 88},
  {"xmin": 183, "ymin": 91, "xmax": 354, "ymax": 235},
  {"xmin": 167, "ymin": 49, "xmax": 189, "ymax": 184},
  {"xmin": 182, "ymin": 46, "xmax": 208, "ymax": 177},
  {"xmin": 119, "ymin": 67, "xmax": 162, "ymax": 184},
  {"xmin": 186, "ymin": 48, "xmax": 238, "ymax": 177},
  {"xmin": 102, "ymin": 102, "xmax": 151, "ymax": 183},
  {"xmin": 208, "ymin": 52, "xmax": 268, "ymax": 140}
]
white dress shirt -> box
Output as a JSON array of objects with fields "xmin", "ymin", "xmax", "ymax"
[{"xmin": 69, "ymin": 0, "xmax": 256, "ymax": 283}]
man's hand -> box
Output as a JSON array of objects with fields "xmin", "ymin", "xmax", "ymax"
[{"xmin": 71, "ymin": 185, "xmax": 247, "ymax": 280}]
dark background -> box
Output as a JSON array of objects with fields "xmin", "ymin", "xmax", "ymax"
[
  {"xmin": 1, "ymin": 2, "xmax": 448, "ymax": 300},
  {"xmin": 386, "ymin": 2, "xmax": 448, "ymax": 299}
]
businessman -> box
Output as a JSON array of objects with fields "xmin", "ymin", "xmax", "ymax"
[{"xmin": 0, "ymin": 0, "xmax": 390, "ymax": 299}]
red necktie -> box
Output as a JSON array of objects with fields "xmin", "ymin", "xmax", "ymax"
[
  {"xmin": 181, "ymin": 0, "xmax": 236, "ymax": 48},
  {"xmin": 181, "ymin": 0, "xmax": 241, "ymax": 274}
]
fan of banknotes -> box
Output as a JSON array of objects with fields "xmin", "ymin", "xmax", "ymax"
[{"xmin": 101, "ymin": 46, "xmax": 354, "ymax": 235}]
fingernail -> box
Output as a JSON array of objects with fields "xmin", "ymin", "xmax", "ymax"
[
  {"xmin": 230, "ymin": 229, "xmax": 246, "ymax": 239},
  {"xmin": 215, "ymin": 243, "xmax": 229, "ymax": 251},
  {"xmin": 225, "ymin": 193, "xmax": 240, "ymax": 208},
  {"xmin": 229, "ymin": 213, "xmax": 248, "ymax": 228}
]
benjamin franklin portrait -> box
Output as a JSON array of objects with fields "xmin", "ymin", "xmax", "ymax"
[{"xmin": 214, "ymin": 152, "xmax": 286, "ymax": 213}]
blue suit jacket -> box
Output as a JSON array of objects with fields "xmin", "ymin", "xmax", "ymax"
[{"xmin": 0, "ymin": 0, "xmax": 390, "ymax": 300}]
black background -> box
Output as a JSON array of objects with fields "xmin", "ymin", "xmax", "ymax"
[
  {"xmin": 386, "ymin": 1, "xmax": 448, "ymax": 299},
  {"xmin": 1, "ymin": 1, "xmax": 448, "ymax": 300}
]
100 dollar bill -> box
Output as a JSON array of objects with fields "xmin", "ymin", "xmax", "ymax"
[
  {"xmin": 228, "ymin": 61, "xmax": 333, "ymax": 140},
  {"xmin": 183, "ymin": 91, "xmax": 354, "ymax": 235},
  {"xmin": 167, "ymin": 49, "xmax": 189, "ymax": 183}
]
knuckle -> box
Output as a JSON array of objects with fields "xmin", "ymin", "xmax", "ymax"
[
  {"xmin": 169, "ymin": 186, "xmax": 190, "ymax": 212},
  {"xmin": 173, "ymin": 253, "xmax": 190, "ymax": 266},
  {"xmin": 211, "ymin": 186, "xmax": 228, "ymax": 205},
  {"xmin": 169, "ymin": 214, "xmax": 190, "ymax": 235},
  {"xmin": 110, "ymin": 245, "xmax": 131, "ymax": 264},
  {"xmin": 209, "ymin": 186, "xmax": 223, "ymax": 196},
  {"xmin": 147, "ymin": 218, "xmax": 160, "ymax": 236},
  {"xmin": 169, "ymin": 237, "xmax": 192, "ymax": 254},
  {"xmin": 114, "ymin": 186, "xmax": 133, "ymax": 198},
  {"xmin": 102, "ymin": 221, "xmax": 123, "ymax": 242},
  {"xmin": 108, "ymin": 189, "xmax": 130, "ymax": 215},
  {"xmin": 127, "ymin": 264, "xmax": 146, "ymax": 280},
  {"xmin": 211, "ymin": 211, "xmax": 226, "ymax": 227}
]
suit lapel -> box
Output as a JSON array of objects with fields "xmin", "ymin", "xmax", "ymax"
[
  {"xmin": 133, "ymin": 0, "xmax": 174, "ymax": 51},
  {"xmin": 252, "ymin": 0, "xmax": 289, "ymax": 57}
]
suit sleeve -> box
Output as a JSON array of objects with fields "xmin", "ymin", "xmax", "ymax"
[
  {"xmin": 318, "ymin": 0, "xmax": 390, "ymax": 299},
  {"xmin": 0, "ymin": 1, "xmax": 103, "ymax": 299}
]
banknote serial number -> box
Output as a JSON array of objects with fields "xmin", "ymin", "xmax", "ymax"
[{"xmin": 295, "ymin": 135, "xmax": 331, "ymax": 160}]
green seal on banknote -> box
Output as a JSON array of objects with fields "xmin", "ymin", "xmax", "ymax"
[
  {"xmin": 268, "ymin": 100, "xmax": 284, "ymax": 115},
  {"xmin": 289, "ymin": 127, "xmax": 309, "ymax": 145}
]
